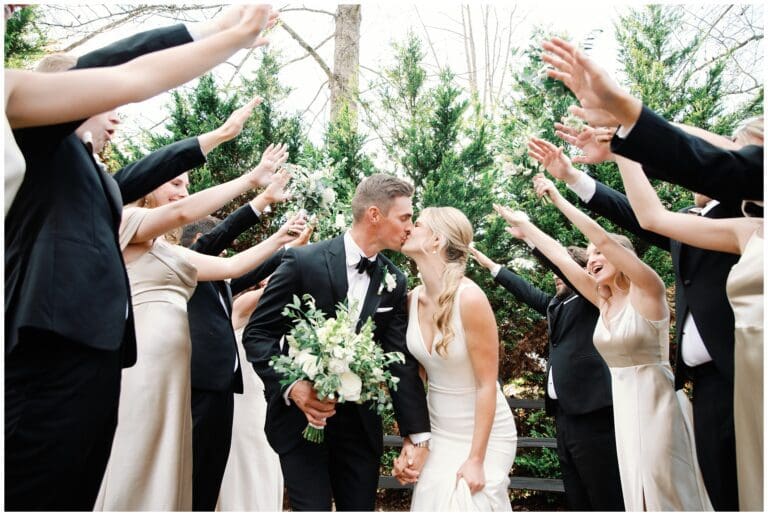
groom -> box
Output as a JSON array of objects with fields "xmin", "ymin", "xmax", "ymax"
[{"xmin": 243, "ymin": 173, "xmax": 431, "ymax": 510}]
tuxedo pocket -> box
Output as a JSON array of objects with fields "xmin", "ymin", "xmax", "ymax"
[{"xmin": 376, "ymin": 306, "xmax": 394, "ymax": 313}]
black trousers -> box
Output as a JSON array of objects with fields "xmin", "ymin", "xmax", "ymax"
[
  {"xmin": 191, "ymin": 385, "xmax": 235, "ymax": 511},
  {"xmin": 279, "ymin": 403, "xmax": 380, "ymax": 511},
  {"xmin": 689, "ymin": 362, "xmax": 739, "ymax": 511},
  {"xmin": 5, "ymin": 329, "xmax": 122, "ymax": 511},
  {"xmin": 554, "ymin": 404, "xmax": 625, "ymax": 511}
]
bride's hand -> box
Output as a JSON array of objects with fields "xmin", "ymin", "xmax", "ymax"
[
  {"xmin": 456, "ymin": 457, "xmax": 485, "ymax": 495},
  {"xmin": 392, "ymin": 440, "xmax": 421, "ymax": 485}
]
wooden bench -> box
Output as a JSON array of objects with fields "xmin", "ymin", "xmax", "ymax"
[{"xmin": 378, "ymin": 398, "xmax": 565, "ymax": 493}]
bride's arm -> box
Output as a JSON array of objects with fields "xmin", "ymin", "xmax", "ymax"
[{"xmin": 457, "ymin": 283, "xmax": 499, "ymax": 495}]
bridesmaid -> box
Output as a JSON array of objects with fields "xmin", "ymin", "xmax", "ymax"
[
  {"xmin": 95, "ymin": 148, "xmax": 304, "ymax": 511},
  {"xmin": 495, "ymin": 174, "xmax": 712, "ymax": 511},
  {"xmin": 611, "ymin": 155, "xmax": 763, "ymax": 511},
  {"xmin": 218, "ymin": 280, "xmax": 284, "ymax": 511}
]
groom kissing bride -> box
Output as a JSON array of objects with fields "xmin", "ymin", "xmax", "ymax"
[{"xmin": 244, "ymin": 173, "xmax": 517, "ymax": 511}]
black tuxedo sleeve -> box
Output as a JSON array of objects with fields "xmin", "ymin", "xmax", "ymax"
[
  {"xmin": 611, "ymin": 105, "xmax": 764, "ymax": 203},
  {"xmin": 191, "ymin": 203, "xmax": 261, "ymax": 256},
  {"xmin": 529, "ymin": 248, "xmax": 582, "ymax": 295},
  {"xmin": 242, "ymin": 248, "xmax": 300, "ymax": 402},
  {"xmin": 74, "ymin": 24, "xmax": 192, "ymax": 69},
  {"xmin": 586, "ymin": 181, "xmax": 671, "ymax": 252},
  {"xmin": 494, "ymin": 267, "xmax": 551, "ymax": 317},
  {"xmin": 230, "ymin": 249, "xmax": 285, "ymax": 296},
  {"xmin": 382, "ymin": 280, "xmax": 431, "ymax": 436},
  {"xmin": 17, "ymin": 25, "xmax": 196, "ymax": 156},
  {"xmin": 114, "ymin": 137, "xmax": 205, "ymax": 204}
]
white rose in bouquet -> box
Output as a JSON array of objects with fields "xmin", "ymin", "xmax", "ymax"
[
  {"xmin": 271, "ymin": 294, "xmax": 405, "ymax": 443},
  {"xmin": 339, "ymin": 371, "xmax": 363, "ymax": 402},
  {"xmin": 328, "ymin": 357, "xmax": 349, "ymax": 374}
]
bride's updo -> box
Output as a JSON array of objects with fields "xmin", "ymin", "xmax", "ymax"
[{"xmin": 419, "ymin": 207, "xmax": 473, "ymax": 357}]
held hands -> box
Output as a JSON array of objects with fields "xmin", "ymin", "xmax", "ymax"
[
  {"xmin": 554, "ymin": 123, "xmax": 615, "ymax": 164},
  {"xmin": 288, "ymin": 224, "xmax": 314, "ymax": 248},
  {"xmin": 533, "ymin": 173, "xmax": 559, "ymax": 202},
  {"xmin": 542, "ymin": 37, "xmax": 639, "ymax": 128},
  {"xmin": 527, "ymin": 137, "xmax": 579, "ymax": 183},
  {"xmin": 276, "ymin": 212, "xmax": 308, "ymax": 244},
  {"xmin": 248, "ymin": 143, "xmax": 290, "ymax": 187},
  {"xmin": 456, "ymin": 457, "xmax": 486, "ymax": 495},
  {"xmin": 288, "ymin": 379, "xmax": 336, "ymax": 428},
  {"xmin": 392, "ymin": 437, "xmax": 429, "ymax": 485},
  {"xmin": 261, "ymin": 168, "xmax": 293, "ymax": 205}
]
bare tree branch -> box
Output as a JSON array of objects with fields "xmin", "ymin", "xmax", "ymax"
[
  {"xmin": 280, "ymin": 7, "xmax": 336, "ymax": 17},
  {"xmin": 301, "ymin": 80, "xmax": 329, "ymax": 117},
  {"xmin": 282, "ymin": 33, "xmax": 333, "ymax": 67},
  {"xmin": 280, "ymin": 20, "xmax": 333, "ymax": 81},
  {"xmin": 415, "ymin": 6, "xmax": 442, "ymax": 70}
]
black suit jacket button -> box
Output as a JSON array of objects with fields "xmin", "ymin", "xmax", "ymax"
[{"xmin": 683, "ymin": 279, "xmax": 692, "ymax": 286}]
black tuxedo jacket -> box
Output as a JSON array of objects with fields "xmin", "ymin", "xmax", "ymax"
[
  {"xmin": 495, "ymin": 259, "xmax": 611, "ymax": 416},
  {"xmin": 611, "ymin": 105, "xmax": 764, "ymax": 203},
  {"xmin": 585, "ymin": 181, "xmax": 741, "ymax": 388},
  {"xmin": 188, "ymin": 204, "xmax": 284, "ymax": 393},
  {"xmin": 5, "ymin": 25, "xmax": 197, "ymax": 363},
  {"xmin": 243, "ymin": 235, "xmax": 430, "ymax": 456}
]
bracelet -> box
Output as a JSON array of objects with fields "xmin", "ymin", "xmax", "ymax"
[{"xmin": 414, "ymin": 439, "xmax": 430, "ymax": 449}]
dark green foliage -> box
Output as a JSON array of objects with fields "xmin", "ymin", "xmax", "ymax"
[{"xmin": 4, "ymin": 6, "xmax": 48, "ymax": 68}]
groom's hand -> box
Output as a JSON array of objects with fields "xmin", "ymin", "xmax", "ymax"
[
  {"xmin": 289, "ymin": 380, "xmax": 336, "ymax": 427},
  {"xmin": 393, "ymin": 437, "xmax": 428, "ymax": 484}
]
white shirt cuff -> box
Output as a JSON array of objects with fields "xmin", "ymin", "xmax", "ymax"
[
  {"xmin": 616, "ymin": 122, "xmax": 635, "ymax": 139},
  {"xmin": 283, "ymin": 379, "xmax": 300, "ymax": 405},
  {"xmin": 250, "ymin": 203, "xmax": 262, "ymax": 218},
  {"xmin": 566, "ymin": 171, "xmax": 597, "ymax": 203},
  {"xmin": 409, "ymin": 432, "xmax": 431, "ymax": 445},
  {"xmin": 185, "ymin": 23, "xmax": 202, "ymax": 41},
  {"xmin": 490, "ymin": 264, "xmax": 502, "ymax": 277}
]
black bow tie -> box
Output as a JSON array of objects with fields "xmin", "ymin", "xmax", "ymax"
[{"xmin": 355, "ymin": 256, "xmax": 377, "ymax": 275}]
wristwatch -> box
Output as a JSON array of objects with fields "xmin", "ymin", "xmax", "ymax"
[{"xmin": 414, "ymin": 439, "xmax": 431, "ymax": 449}]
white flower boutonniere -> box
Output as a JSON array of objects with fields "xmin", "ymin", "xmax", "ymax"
[{"xmin": 378, "ymin": 267, "xmax": 397, "ymax": 295}]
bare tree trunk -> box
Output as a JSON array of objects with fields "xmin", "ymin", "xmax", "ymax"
[
  {"xmin": 462, "ymin": 6, "xmax": 478, "ymax": 98},
  {"xmin": 331, "ymin": 4, "xmax": 361, "ymax": 126}
]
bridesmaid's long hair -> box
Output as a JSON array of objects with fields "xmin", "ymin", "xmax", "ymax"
[{"xmin": 419, "ymin": 207, "xmax": 473, "ymax": 358}]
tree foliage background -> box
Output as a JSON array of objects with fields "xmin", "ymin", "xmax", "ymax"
[{"xmin": 7, "ymin": 3, "xmax": 762, "ymax": 501}]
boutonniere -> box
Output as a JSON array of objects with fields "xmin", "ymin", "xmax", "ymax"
[{"xmin": 378, "ymin": 266, "xmax": 397, "ymax": 295}]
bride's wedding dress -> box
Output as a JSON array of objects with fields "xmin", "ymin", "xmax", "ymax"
[{"xmin": 406, "ymin": 284, "xmax": 518, "ymax": 511}]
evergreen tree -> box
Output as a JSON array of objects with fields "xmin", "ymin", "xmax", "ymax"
[{"xmin": 4, "ymin": 6, "xmax": 48, "ymax": 68}]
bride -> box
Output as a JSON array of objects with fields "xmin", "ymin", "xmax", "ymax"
[{"xmin": 393, "ymin": 207, "xmax": 517, "ymax": 511}]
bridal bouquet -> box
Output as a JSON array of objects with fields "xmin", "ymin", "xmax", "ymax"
[
  {"xmin": 281, "ymin": 163, "xmax": 337, "ymax": 221},
  {"xmin": 270, "ymin": 294, "xmax": 405, "ymax": 443}
]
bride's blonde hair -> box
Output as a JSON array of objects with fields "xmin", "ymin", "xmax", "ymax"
[{"xmin": 419, "ymin": 207, "xmax": 473, "ymax": 357}]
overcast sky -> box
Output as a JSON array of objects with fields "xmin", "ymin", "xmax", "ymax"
[
  {"xmin": 45, "ymin": 1, "xmax": 758, "ymax": 163},
  {"xmin": 48, "ymin": 2, "xmax": 626, "ymax": 150}
]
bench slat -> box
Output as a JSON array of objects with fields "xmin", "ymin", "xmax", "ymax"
[{"xmin": 378, "ymin": 476, "xmax": 564, "ymax": 493}]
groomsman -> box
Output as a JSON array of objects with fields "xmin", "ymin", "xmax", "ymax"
[
  {"xmin": 5, "ymin": 12, "xmax": 262, "ymax": 509},
  {"xmin": 243, "ymin": 174, "xmax": 431, "ymax": 511},
  {"xmin": 180, "ymin": 162, "xmax": 294, "ymax": 511},
  {"xmin": 471, "ymin": 243, "xmax": 624, "ymax": 510}
]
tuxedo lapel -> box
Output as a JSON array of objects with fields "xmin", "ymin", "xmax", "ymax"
[
  {"xmin": 357, "ymin": 258, "xmax": 384, "ymax": 331},
  {"xmin": 325, "ymin": 236, "xmax": 349, "ymax": 306},
  {"xmin": 94, "ymin": 158, "xmax": 123, "ymax": 228}
]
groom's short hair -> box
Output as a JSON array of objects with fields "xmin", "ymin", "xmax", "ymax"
[{"xmin": 351, "ymin": 174, "xmax": 414, "ymax": 221}]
